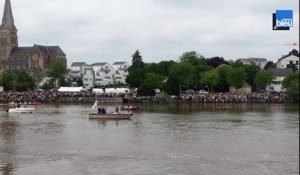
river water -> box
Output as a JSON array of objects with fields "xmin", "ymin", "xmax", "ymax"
[{"xmin": 0, "ymin": 103, "xmax": 299, "ymax": 175}]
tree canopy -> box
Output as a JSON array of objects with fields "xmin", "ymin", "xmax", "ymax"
[{"xmin": 256, "ymin": 70, "xmax": 274, "ymax": 89}]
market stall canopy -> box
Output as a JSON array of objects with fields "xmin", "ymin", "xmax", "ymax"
[
  {"xmin": 58, "ymin": 87, "xmax": 84, "ymax": 92},
  {"xmin": 92, "ymin": 88, "xmax": 104, "ymax": 94},
  {"xmin": 104, "ymin": 88, "xmax": 130, "ymax": 94}
]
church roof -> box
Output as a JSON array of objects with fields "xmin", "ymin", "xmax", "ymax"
[
  {"xmin": 34, "ymin": 44, "xmax": 66, "ymax": 56},
  {"xmin": 0, "ymin": 0, "xmax": 17, "ymax": 30},
  {"xmin": 10, "ymin": 47, "xmax": 32, "ymax": 55},
  {"xmin": 10, "ymin": 45, "xmax": 66, "ymax": 56},
  {"xmin": 0, "ymin": 60, "xmax": 27, "ymax": 66}
]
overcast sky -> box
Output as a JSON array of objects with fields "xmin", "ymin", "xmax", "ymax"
[{"xmin": 2, "ymin": 0, "xmax": 299, "ymax": 66}]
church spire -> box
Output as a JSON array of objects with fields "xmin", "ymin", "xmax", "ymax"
[{"xmin": 0, "ymin": 0, "xmax": 17, "ymax": 30}]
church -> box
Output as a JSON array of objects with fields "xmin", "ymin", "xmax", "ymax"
[{"xmin": 0, "ymin": 0, "xmax": 67, "ymax": 74}]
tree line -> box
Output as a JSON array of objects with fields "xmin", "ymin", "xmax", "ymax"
[
  {"xmin": 0, "ymin": 61, "xmax": 68, "ymax": 91},
  {"xmin": 126, "ymin": 50, "xmax": 299, "ymax": 102}
]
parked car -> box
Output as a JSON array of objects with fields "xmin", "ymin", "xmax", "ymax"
[
  {"xmin": 198, "ymin": 90, "xmax": 209, "ymax": 94},
  {"xmin": 185, "ymin": 89, "xmax": 196, "ymax": 94}
]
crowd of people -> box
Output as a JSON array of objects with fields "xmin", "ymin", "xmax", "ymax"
[
  {"xmin": 0, "ymin": 90, "xmax": 287, "ymax": 104},
  {"xmin": 172, "ymin": 92, "xmax": 286, "ymax": 103}
]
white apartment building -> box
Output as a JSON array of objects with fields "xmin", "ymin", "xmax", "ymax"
[
  {"xmin": 276, "ymin": 50, "xmax": 299, "ymax": 70},
  {"xmin": 70, "ymin": 62, "xmax": 88, "ymax": 78},
  {"xmin": 112, "ymin": 62, "xmax": 130, "ymax": 85},
  {"xmin": 71, "ymin": 61, "xmax": 130, "ymax": 89},
  {"xmin": 83, "ymin": 66, "xmax": 95, "ymax": 90},
  {"xmin": 237, "ymin": 58, "xmax": 268, "ymax": 69},
  {"xmin": 92, "ymin": 62, "xmax": 115, "ymax": 86}
]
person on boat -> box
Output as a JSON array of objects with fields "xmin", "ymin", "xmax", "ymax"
[
  {"xmin": 17, "ymin": 103, "xmax": 21, "ymax": 108},
  {"xmin": 98, "ymin": 107, "xmax": 102, "ymax": 114},
  {"xmin": 115, "ymin": 106, "xmax": 119, "ymax": 113},
  {"xmin": 103, "ymin": 108, "xmax": 107, "ymax": 114}
]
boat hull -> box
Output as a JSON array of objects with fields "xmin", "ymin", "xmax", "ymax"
[
  {"xmin": 8, "ymin": 107, "xmax": 35, "ymax": 113},
  {"xmin": 120, "ymin": 106, "xmax": 140, "ymax": 110},
  {"xmin": 89, "ymin": 113, "xmax": 133, "ymax": 120}
]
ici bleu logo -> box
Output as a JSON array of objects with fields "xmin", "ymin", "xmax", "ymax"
[{"xmin": 272, "ymin": 10, "xmax": 293, "ymax": 30}]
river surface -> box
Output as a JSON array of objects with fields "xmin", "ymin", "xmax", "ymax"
[{"xmin": 0, "ymin": 103, "xmax": 299, "ymax": 175}]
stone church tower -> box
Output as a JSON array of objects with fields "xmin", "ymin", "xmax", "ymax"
[
  {"xmin": 0, "ymin": 0, "xmax": 18, "ymax": 61},
  {"xmin": 0, "ymin": 0, "xmax": 67, "ymax": 73}
]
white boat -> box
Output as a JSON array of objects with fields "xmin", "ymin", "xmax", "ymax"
[{"xmin": 8, "ymin": 107, "xmax": 35, "ymax": 113}]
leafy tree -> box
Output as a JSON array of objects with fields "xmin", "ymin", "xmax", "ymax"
[
  {"xmin": 243, "ymin": 64, "xmax": 260, "ymax": 91},
  {"xmin": 230, "ymin": 60, "xmax": 244, "ymax": 68},
  {"xmin": 256, "ymin": 70, "xmax": 274, "ymax": 90},
  {"xmin": 201, "ymin": 69, "xmax": 220, "ymax": 93},
  {"xmin": 216, "ymin": 64, "xmax": 232, "ymax": 92},
  {"xmin": 165, "ymin": 74, "xmax": 181, "ymax": 95},
  {"xmin": 286, "ymin": 79, "xmax": 299, "ymax": 103},
  {"xmin": 126, "ymin": 50, "xmax": 145, "ymax": 88},
  {"xmin": 180, "ymin": 51, "xmax": 206, "ymax": 66},
  {"xmin": 207, "ymin": 57, "xmax": 229, "ymax": 68},
  {"xmin": 282, "ymin": 72, "xmax": 299, "ymax": 89},
  {"xmin": 126, "ymin": 69, "xmax": 145, "ymax": 88},
  {"xmin": 264, "ymin": 61, "xmax": 276, "ymax": 70},
  {"xmin": 2, "ymin": 70, "xmax": 34, "ymax": 91},
  {"xmin": 129, "ymin": 50, "xmax": 144, "ymax": 72},
  {"xmin": 156, "ymin": 61, "xmax": 176, "ymax": 76},
  {"xmin": 169, "ymin": 62, "xmax": 195, "ymax": 88},
  {"xmin": 227, "ymin": 67, "xmax": 246, "ymax": 89},
  {"xmin": 137, "ymin": 73, "xmax": 165, "ymax": 96},
  {"xmin": 48, "ymin": 60, "xmax": 67, "ymax": 88}
]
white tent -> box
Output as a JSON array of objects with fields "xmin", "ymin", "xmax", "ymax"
[
  {"xmin": 115, "ymin": 88, "xmax": 130, "ymax": 93},
  {"xmin": 105, "ymin": 88, "xmax": 117, "ymax": 94},
  {"xmin": 92, "ymin": 88, "xmax": 104, "ymax": 94},
  {"xmin": 104, "ymin": 88, "xmax": 130, "ymax": 94},
  {"xmin": 58, "ymin": 87, "xmax": 84, "ymax": 92}
]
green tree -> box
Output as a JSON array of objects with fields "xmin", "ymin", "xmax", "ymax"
[
  {"xmin": 129, "ymin": 50, "xmax": 144, "ymax": 72},
  {"xmin": 243, "ymin": 64, "xmax": 260, "ymax": 91},
  {"xmin": 137, "ymin": 73, "xmax": 165, "ymax": 96},
  {"xmin": 165, "ymin": 74, "xmax": 181, "ymax": 95},
  {"xmin": 169, "ymin": 62, "xmax": 195, "ymax": 90},
  {"xmin": 180, "ymin": 51, "xmax": 206, "ymax": 66},
  {"xmin": 156, "ymin": 61, "xmax": 176, "ymax": 76},
  {"xmin": 256, "ymin": 70, "xmax": 274, "ymax": 90},
  {"xmin": 2, "ymin": 70, "xmax": 34, "ymax": 91},
  {"xmin": 286, "ymin": 79, "xmax": 299, "ymax": 103},
  {"xmin": 48, "ymin": 60, "xmax": 67, "ymax": 88},
  {"xmin": 216, "ymin": 64, "xmax": 232, "ymax": 92},
  {"xmin": 227, "ymin": 67, "xmax": 246, "ymax": 89},
  {"xmin": 264, "ymin": 61, "xmax": 276, "ymax": 70},
  {"xmin": 282, "ymin": 72, "xmax": 299, "ymax": 89},
  {"xmin": 126, "ymin": 50, "xmax": 145, "ymax": 88},
  {"xmin": 201, "ymin": 69, "xmax": 220, "ymax": 93},
  {"xmin": 126, "ymin": 69, "xmax": 144, "ymax": 88}
]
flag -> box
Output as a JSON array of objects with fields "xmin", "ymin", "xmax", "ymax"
[{"xmin": 91, "ymin": 100, "xmax": 98, "ymax": 109}]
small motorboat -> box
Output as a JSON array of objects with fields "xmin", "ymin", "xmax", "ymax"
[
  {"xmin": 120, "ymin": 106, "xmax": 140, "ymax": 110},
  {"xmin": 8, "ymin": 107, "xmax": 35, "ymax": 113},
  {"xmin": 89, "ymin": 113, "xmax": 133, "ymax": 120}
]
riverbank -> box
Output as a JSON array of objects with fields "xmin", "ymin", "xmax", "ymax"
[{"xmin": 0, "ymin": 90, "xmax": 292, "ymax": 104}]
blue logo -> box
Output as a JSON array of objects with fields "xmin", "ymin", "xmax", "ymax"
[{"xmin": 273, "ymin": 10, "xmax": 293, "ymax": 30}]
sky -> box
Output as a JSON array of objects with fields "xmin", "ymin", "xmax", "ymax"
[{"xmin": 1, "ymin": 0, "xmax": 299, "ymax": 66}]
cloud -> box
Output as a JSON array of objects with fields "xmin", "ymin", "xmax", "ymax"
[{"xmin": 1, "ymin": 0, "xmax": 299, "ymax": 65}]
